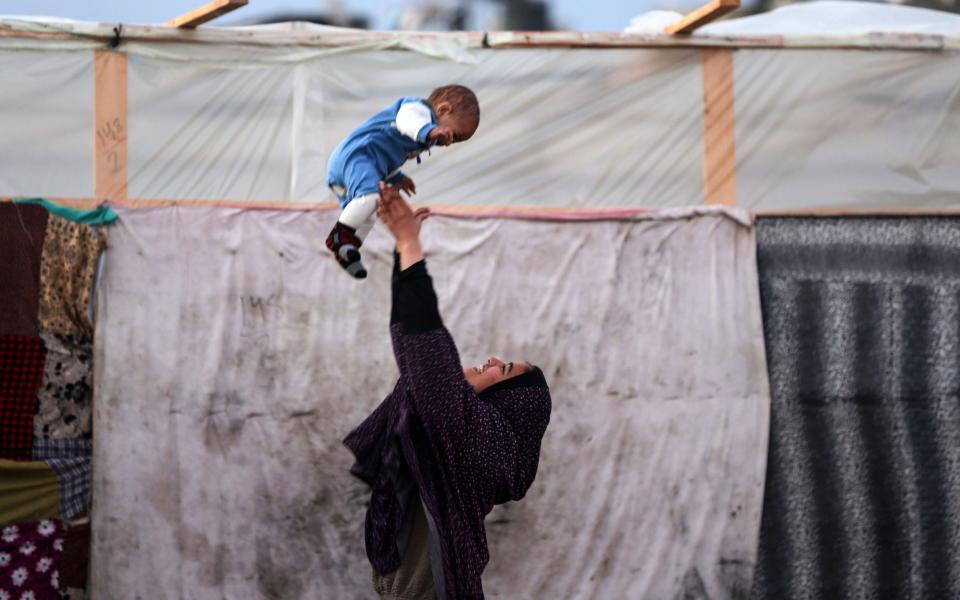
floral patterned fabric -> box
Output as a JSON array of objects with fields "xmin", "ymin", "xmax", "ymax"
[
  {"xmin": 33, "ymin": 334, "xmax": 92, "ymax": 441},
  {"xmin": 0, "ymin": 520, "xmax": 63, "ymax": 600},
  {"xmin": 37, "ymin": 216, "xmax": 106, "ymax": 341}
]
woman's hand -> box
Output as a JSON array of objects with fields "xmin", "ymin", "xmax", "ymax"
[
  {"xmin": 378, "ymin": 182, "xmax": 430, "ymax": 269},
  {"xmin": 397, "ymin": 176, "xmax": 417, "ymax": 197}
]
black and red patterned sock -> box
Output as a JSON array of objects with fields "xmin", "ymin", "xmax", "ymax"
[{"xmin": 325, "ymin": 222, "xmax": 367, "ymax": 279}]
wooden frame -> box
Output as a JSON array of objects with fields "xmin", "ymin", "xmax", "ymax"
[
  {"xmin": 93, "ymin": 50, "xmax": 127, "ymax": 202},
  {"xmin": 701, "ymin": 49, "xmax": 737, "ymax": 206},
  {"xmin": 167, "ymin": 0, "xmax": 248, "ymax": 28},
  {"xmin": 84, "ymin": 43, "xmax": 742, "ymax": 210},
  {"xmin": 0, "ymin": 20, "xmax": 950, "ymax": 51},
  {"xmin": 7, "ymin": 21, "xmax": 955, "ymax": 217},
  {"xmin": 665, "ymin": 0, "xmax": 741, "ymax": 35},
  {"xmin": 9, "ymin": 195, "xmax": 960, "ymax": 219}
]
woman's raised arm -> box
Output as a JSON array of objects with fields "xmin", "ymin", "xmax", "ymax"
[{"xmin": 378, "ymin": 183, "xmax": 478, "ymax": 430}]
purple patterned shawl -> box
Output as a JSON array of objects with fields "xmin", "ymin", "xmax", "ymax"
[{"xmin": 344, "ymin": 259, "xmax": 551, "ymax": 599}]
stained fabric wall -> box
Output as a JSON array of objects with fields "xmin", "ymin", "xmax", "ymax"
[
  {"xmin": 91, "ymin": 206, "xmax": 770, "ymax": 599},
  {"xmin": 753, "ymin": 217, "xmax": 960, "ymax": 599}
]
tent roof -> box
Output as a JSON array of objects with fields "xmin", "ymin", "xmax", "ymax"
[
  {"xmin": 1, "ymin": 1, "xmax": 958, "ymax": 52},
  {"xmin": 701, "ymin": 1, "xmax": 960, "ymax": 36}
]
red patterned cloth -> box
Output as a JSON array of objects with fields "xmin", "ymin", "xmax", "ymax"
[{"xmin": 0, "ymin": 336, "xmax": 46, "ymax": 461}]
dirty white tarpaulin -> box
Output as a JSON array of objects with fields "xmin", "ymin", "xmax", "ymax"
[{"xmin": 91, "ymin": 206, "xmax": 770, "ymax": 598}]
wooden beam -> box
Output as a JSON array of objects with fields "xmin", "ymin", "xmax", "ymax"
[
  {"xmin": 94, "ymin": 50, "xmax": 128, "ymax": 201},
  {"xmin": 167, "ymin": 0, "xmax": 248, "ymax": 28},
  {"xmin": 701, "ymin": 49, "xmax": 737, "ymax": 206},
  {"xmin": 753, "ymin": 207, "xmax": 960, "ymax": 217},
  {"xmin": 8, "ymin": 197, "xmax": 960, "ymax": 219},
  {"xmin": 665, "ymin": 0, "xmax": 740, "ymax": 35}
]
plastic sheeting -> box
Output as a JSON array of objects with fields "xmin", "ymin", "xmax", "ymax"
[
  {"xmin": 734, "ymin": 49, "xmax": 960, "ymax": 211},
  {"xmin": 701, "ymin": 1, "xmax": 960, "ymax": 37},
  {"xmin": 2, "ymin": 7, "xmax": 960, "ymax": 210},
  {"xmin": 126, "ymin": 55, "xmax": 298, "ymax": 201},
  {"xmin": 0, "ymin": 50, "xmax": 93, "ymax": 198},
  {"xmin": 754, "ymin": 217, "xmax": 960, "ymax": 599},
  {"xmin": 125, "ymin": 47, "xmax": 704, "ymax": 205},
  {"xmin": 92, "ymin": 206, "xmax": 770, "ymax": 599}
]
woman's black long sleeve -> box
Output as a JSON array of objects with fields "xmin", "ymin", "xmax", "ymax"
[{"xmin": 390, "ymin": 251, "xmax": 443, "ymax": 334}]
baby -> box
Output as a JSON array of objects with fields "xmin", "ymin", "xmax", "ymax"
[{"xmin": 325, "ymin": 84, "xmax": 480, "ymax": 278}]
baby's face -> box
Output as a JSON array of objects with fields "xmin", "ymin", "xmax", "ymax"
[{"xmin": 435, "ymin": 110, "xmax": 478, "ymax": 145}]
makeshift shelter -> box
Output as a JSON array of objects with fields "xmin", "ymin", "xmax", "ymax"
[{"xmin": 0, "ymin": 2, "xmax": 959, "ymax": 598}]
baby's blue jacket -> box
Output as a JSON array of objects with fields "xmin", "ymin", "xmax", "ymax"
[{"xmin": 326, "ymin": 97, "xmax": 436, "ymax": 207}]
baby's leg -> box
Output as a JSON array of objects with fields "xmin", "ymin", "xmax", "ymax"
[
  {"xmin": 354, "ymin": 215, "xmax": 376, "ymax": 241},
  {"xmin": 337, "ymin": 193, "xmax": 379, "ymax": 242}
]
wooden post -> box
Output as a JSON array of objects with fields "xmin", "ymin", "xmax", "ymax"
[
  {"xmin": 701, "ymin": 49, "xmax": 737, "ymax": 206},
  {"xmin": 168, "ymin": 0, "xmax": 248, "ymax": 28},
  {"xmin": 93, "ymin": 50, "xmax": 127, "ymax": 201},
  {"xmin": 665, "ymin": 0, "xmax": 741, "ymax": 35}
]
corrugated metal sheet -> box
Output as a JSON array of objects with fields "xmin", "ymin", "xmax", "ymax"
[{"xmin": 753, "ymin": 217, "xmax": 960, "ymax": 599}]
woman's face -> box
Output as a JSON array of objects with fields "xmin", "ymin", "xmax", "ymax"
[{"xmin": 463, "ymin": 356, "xmax": 531, "ymax": 393}]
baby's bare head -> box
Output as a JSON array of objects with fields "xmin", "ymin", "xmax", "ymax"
[{"xmin": 427, "ymin": 84, "xmax": 480, "ymax": 143}]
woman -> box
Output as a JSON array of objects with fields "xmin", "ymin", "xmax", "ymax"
[{"xmin": 343, "ymin": 183, "xmax": 552, "ymax": 600}]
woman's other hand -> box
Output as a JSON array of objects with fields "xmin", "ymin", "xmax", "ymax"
[
  {"xmin": 397, "ymin": 176, "xmax": 417, "ymax": 197},
  {"xmin": 378, "ymin": 182, "xmax": 430, "ymax": 269}
]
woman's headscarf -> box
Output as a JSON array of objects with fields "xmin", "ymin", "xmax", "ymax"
[{"xmin": 478, "ymin": 367, "xmax": 551, "ymax": 504}]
